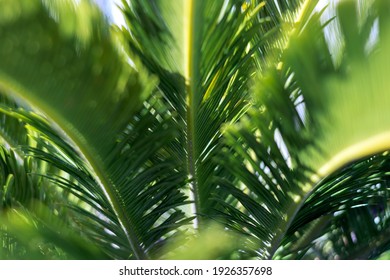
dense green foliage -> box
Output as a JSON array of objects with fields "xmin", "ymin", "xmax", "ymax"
[{"xmin": 1, "ymin": 0, "xmax": 390, "ymax": 259}]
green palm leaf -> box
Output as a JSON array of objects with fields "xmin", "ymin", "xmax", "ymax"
[
  {"xmin": 0, "ymin": 0, "xmax": 188, "ymax": 259},
  {"xmin": 279, "ymin": 153, "xmax": 390, "ymax": 259},
  {"xmin": 217, "ymin": 0, "xmax": 390, "ymax": 258},
  {"xmin": 121, "ymin": 0, "xmax": 293, "ymax": 227}
]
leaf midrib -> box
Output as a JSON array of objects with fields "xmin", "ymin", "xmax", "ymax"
[{"xmin": 184, "ymin": 0, "xmax": 201, "ymax": 227}]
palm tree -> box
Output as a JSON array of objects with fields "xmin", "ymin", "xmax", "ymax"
[{"xmin": 1, "ymin": 0, "xmax": 390, "ymax": 260}]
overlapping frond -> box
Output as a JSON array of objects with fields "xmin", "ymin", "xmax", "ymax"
[
  {"xmin": 120, "ymin": 0, "xmax": 295, "ymax": 227},
  {"xmin": 0, "ymin": 0, "xmax": 191, "ymax": 259},
  {"xmin": 278, "ymin": 153, "xmax": 390, "ymax": 259},
  {"xmin": 216, "ymin": 0, "xmax": 390, "ymax": 258},
  {"xmin": 0, "ymin": 94, "xmax": 107, "ymax": 259},
  {"xmin": 2, "ymin": 204, "xmax": 108, "ymax": 259}
]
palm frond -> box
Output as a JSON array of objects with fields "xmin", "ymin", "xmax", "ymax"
[
  {"xmin": 1, "ymin": 204, "xmax": 108, "ymax": 259},
  {"xmin": 287, "ymin": 204, "xmax": 390, "ymax": 260},
  {"xmin": 0, "ymin": 98, "xmax": 97, "ymax": 258},
  {"xmin": 120, "ymin": 0, "xmax": 296, "ymax": 228},
  {"xmin": 0, "ymin": 92, "xmax": 191, "ymax": 259},
  {"xmin": 0, "ymin": 0, "xmax": 191, "ymax": 259},
  {"xmin": 215, "ymin": 0, "xmax": 390, "ymax": 258},
  {"xmin": 278, "ymin": 153, "xmax": 390, "ymax": 259}
]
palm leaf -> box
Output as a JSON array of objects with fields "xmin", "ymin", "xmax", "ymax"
[
  {"xmin": 287, "ymin": 204, "xmax": 390, "ymax": 260},
  {"xmin": 216, "ymin": 0, "xmax": 390, "ymax": 258},
  {"xmin": 120, "ymin": 0, "xmax": 297, "ymax": 228},
  {"xmin": 0, "ymin": 0, "xmax": 191, "ymax": 259},
  {"xmin": 1, "ymin": 204, "xmax": 108, "ymax": 259},
  {"xmin": 278, "ymin": 153, "xmax": 390, "ymax": 259},
  {"xmin": 0, "ymin": 97, "xmax": 98, "ymax": 258}
]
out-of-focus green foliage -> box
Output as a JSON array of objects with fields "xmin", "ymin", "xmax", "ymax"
[
  {"xmin": 162, "ymin": 223, "xmax": 257, "ymax": 260},
  {"xmin": 0, "ymin": 0, "xmax": 390, "ymax": 260}
]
